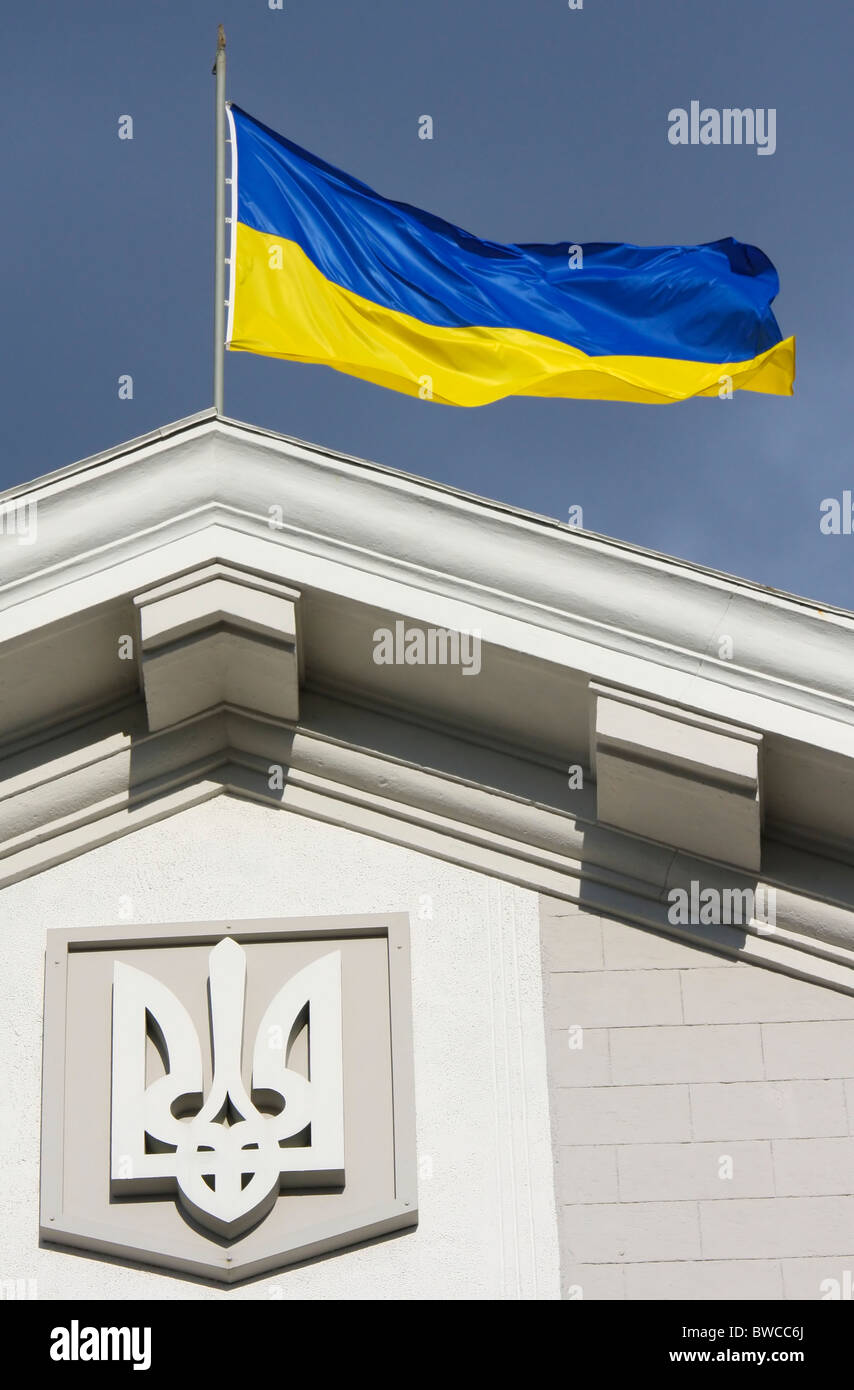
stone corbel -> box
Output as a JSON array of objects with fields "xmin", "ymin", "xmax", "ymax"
[
  {"xmin": 590, "ymin": 682, "xmax": 763, "ymax": 872},
  {"xmin": 134, "ymin": 563, "xmax": 302, "ymax": 732}
]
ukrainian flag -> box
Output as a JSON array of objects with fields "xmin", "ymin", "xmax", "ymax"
[{"xmin": 226, "ymin": 104, "xmax": 794, "ymax": 406}]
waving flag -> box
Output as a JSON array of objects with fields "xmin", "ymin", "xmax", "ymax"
[{"xmin": 225, "ymin": 104, "xmax": 794, "ymax": 406}]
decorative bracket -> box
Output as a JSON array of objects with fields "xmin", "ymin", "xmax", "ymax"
[
  {"xmin": 590, "ymin": 683, "xmax": 763, "ymax": 872},
  {"xmin": 134, "ymin": 563, "xmax": 302, "ymax": 732}
]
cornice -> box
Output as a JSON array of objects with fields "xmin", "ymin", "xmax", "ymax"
[
  {"xmin": 2, "ymin": 418, "xmax": 853, "ymax": 732},
  {"xmin": 2, "ymin": 696, "xmax": 854, "ymax": 999},
  {"xmin": 2, "ymin": 521, "xmax": 853, "ymax": 785},
  {"xmin": 3, "ymin": 415, "xmax": 854, "ymax": 994}
]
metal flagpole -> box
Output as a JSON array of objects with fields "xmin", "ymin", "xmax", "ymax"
[{"xmin": 213, "ymin": 24, "xmax": 227, "ymax": 414}]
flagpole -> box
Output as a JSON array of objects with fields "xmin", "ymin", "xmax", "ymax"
[{"xmin": 212, "ymin": 24, "xmax": 227, "ymax": 415}]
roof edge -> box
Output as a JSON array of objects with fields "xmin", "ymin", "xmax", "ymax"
[{"xmin": 2, "ymin": 409, "xmax": 851, "ymax": 624}]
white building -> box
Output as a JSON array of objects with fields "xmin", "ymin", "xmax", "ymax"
[{"xmin": 1, "ymin": 409, "xmax": 853, "ymax": 1300}]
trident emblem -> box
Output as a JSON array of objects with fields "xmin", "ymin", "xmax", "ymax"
[{"xmin": 110, "ymin": 939, "xmax": 345, "ymax": 1238}]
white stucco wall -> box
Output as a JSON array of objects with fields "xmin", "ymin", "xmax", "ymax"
[
  {"xmin": 541, "ymin": 897, "xmax": 854, "ymax": 1300},
  {"xmin": 0, "ymin": 796, "xmax": 560, "ymax": 1300}
]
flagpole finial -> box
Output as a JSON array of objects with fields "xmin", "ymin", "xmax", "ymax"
[{"xmin": 212, "ymin": 24, "xmax": 226, "ymax": 73}]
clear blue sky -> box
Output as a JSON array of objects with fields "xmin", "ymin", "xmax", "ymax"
[{"xmin": 4, "ymin": 0, "xmax": 853, "ymax": 607}]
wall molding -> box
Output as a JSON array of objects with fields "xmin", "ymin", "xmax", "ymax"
[{"xmin": 3, "ymin": 696, "xmax": 854, "ymax": 998}]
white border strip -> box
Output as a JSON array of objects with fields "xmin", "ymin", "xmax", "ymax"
[{"xmin": 225, "ymin": 102, "xmax": 238, "ymax": 349}]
